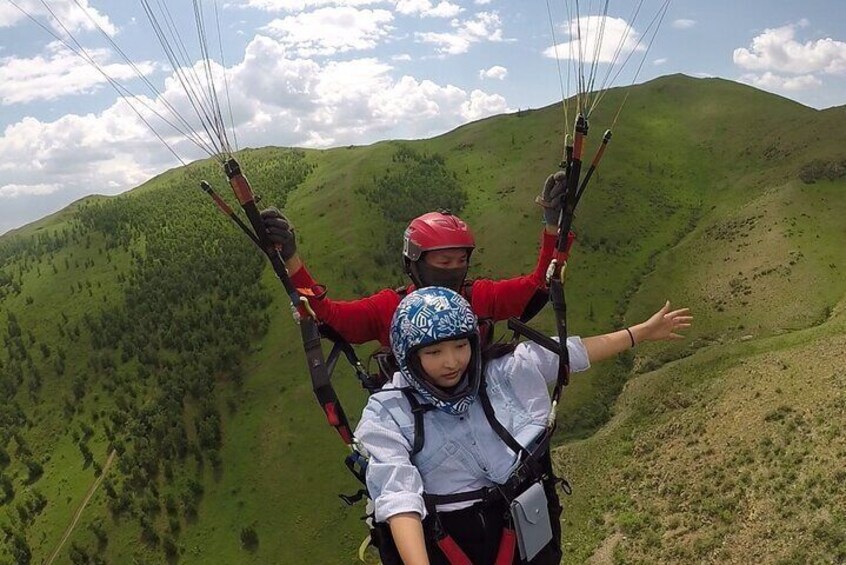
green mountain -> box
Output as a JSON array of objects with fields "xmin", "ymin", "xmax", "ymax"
[{"xmin": 1, "ymin": 74, "xmax": 844, "ymax": 564}]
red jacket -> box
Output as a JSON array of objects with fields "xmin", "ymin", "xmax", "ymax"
[{"xmin": 290, "ymin": 230, "xmax": 558, "ymax": 347}]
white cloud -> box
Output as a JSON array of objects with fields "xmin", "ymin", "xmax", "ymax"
[
  {"xmin": 474, "ymin": 0, "xmax": 491, "ymax": 4},
  {"xmin": 672, "ymin": 19, "xmax": 696, "ymax": 30},
  {"xmin": 261, "ymin": 7, "xmax": 393, "ymax": 57},
  {"xmin": 463, "ymin": 12, "xmax": 502, "ymax": 41},
  {"xmin": 740, "ymin": 72, "xmax": 822, "ymax": 91},
  {"xmin": 733, "ymin": 22, "xmax": 846, "ymax": 75},
  {"xmin": 461, "ymin": 89, "xmax": 507, "ymax": 120},
  {"xmin": 242, "ymin": 0, "xmax": 460, "ymax": 17},
  {"xmin": 0, "ymin": 108, "xmax": 166, "ymax": 209},
  {"xmin": 653, "ymin": 57, "xmax": 667, "ymax": 65},
  {"xmin": 0, "ymin": 33, "xmax": 510, "ymax": 208},
  {"xmin": 396, "ymin": 0, "xmax": 462, "ymax": 18},
  {"xmin": 241, "ymin": 0, "xmax": 383, "ymax": 12},
  {"xmin": 0, "ymin": 42, "xmax": 156, "ymax": 105},
  {"xmin": 479, "ymin": 65, "xmax": 507, "ymax": 80},
  {"xmin": 416, "ymin": 11, "xmax": 503, "ymax": 55},
  {"xmin": 235, "ymin": 34, "xmax": 508, "ymax": 135},
  {"xmin": 544, "ymin": 16, "xmax": 642, "ymax": 64},
  {"xmin": 0, "ymin": 183, "xmax": 60, "ymax": 198},
  {"xmin": 0, "ymin": 0, "xmax": 116, "ymax": 35}
]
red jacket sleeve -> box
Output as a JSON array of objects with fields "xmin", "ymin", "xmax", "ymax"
[
  {"xmin": 289, "ymin": 264, "xmax": 399, "ymax": 346},
  {"xmin": 469, "ymin": 230, "xmax": 557, "ymax": 321}
]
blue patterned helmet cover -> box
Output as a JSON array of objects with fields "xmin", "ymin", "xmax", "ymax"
[{"xmin": 390, "ymin": 287, "xmax": 481, "ymax": 415}]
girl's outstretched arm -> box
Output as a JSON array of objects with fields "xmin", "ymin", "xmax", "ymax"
[
  {"xmin": 388, "ymin": 513, "xmax": 429, "ymax": 565},
  {"xmin": 583, "ymin": 301, "xmax": 693, "ymax": 364}
]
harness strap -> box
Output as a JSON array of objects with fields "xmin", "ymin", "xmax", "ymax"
[
  {"xmin": 401, "ymin": 388, "xmax": 436, "ymax": 457},
  {"xmin": 344, "ymin": 451, "xmax": 368, "ymax": 486},
  {"xmin": 424, "ymin": 489, "xmax": 517, "ymax": 565},
  {"xmin": 338, "ymin": 488, "xmax": 368, "ymax": 506},
  {"xmin": 319, "ymin": 323, "xmax": 382, "ymax": 392},
  {"xmin": 423, "ymin": 493, "xmax": 497, "ymax": 565},
  {"xmin": 495, "ymin": 526, "xmax": 517, "ymax": 565},
  {"xmin": 548, "ymin": 277, "xmax": 571, "ymax": 392},
  {"xmin": 519, "ymin": 286, "xmax": 550, "ymax": 324},
  {"xmin": 481, "ymin": 367, "xmax": 559, "ymax": 501},
  {"xmin": 506, "ymin": 318, "xmax": 560, "ymax": 354},
  {"xmin": 477, "ymin": 317, "xmax": 495, "ymax": 349},
  {"xmin": 435, "ymin": 535, "xmax": 473, "ymax": 565},
  {"xmin": 425, "ymin": 488, "xmax": 492, "ymax": 506},
  {"xmin": 478, "ymin": 374, "xmax": 531, "ymax": 461},
  {"xmin": 368, "ymin": 347, "xmax": 396, "ymax": 388}
]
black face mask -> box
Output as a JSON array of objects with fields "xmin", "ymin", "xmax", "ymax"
[{"xmin": 412, "ymin": 262, "xmax": 468, "ymax": 292}]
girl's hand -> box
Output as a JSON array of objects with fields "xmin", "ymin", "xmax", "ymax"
[
  {"xmin": 634, "ymin": 301, "xmax": 693, "ymax": 343},
  {"xmin": 582, "ymin": 301, "xmax": 693, "ymax": 364}
]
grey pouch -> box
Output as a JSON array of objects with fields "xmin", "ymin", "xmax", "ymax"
[{"xmin": 509, "ymin": 481, "xmax": 553, "ymax": 561}]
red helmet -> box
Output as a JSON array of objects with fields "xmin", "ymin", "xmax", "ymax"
[{"xmin": 402, "ymin": 211, "xmax": 475, "ymax": 262}]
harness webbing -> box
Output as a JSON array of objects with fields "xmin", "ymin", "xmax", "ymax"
[
  {"xmin": 401, "ymin": 389, "xmax": 437, "ymax": 457},
  {"xmin": 319, "ymin": 323, "xmax": 381, "ymax": 392},
  {"xmin": 433, "ymin": 533, "xmax": 473, "ymax": 565},
  {"xmin": 478, "ymin": 378, "xmax": 530, "ymax": 461},
  {"xmin": 496, "ymin": 528, "xmax": 518, "ymax": 565}
]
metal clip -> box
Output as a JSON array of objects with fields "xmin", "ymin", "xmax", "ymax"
[
  {"xmin": 300, "ymin": 295, "xmax": 317, "ymax": 320},
  {"xmin": 546, "ymin": 259, "xmax": 557, "ymax": 285},
  {"xmin": 351, "ymin": 438, "xmax": 370, "ymax": 458},
  {"xmin": 546, "ymin": 400, "xmax": 558, "ymax": 428}
]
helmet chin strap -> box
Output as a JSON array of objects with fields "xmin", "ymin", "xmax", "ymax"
[{"xmin": 440, "ymin": 373, "xmax": 469, "ymax": 394}]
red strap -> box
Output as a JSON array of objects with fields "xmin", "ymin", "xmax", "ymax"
[
  {"xmin": 229, "ymin": 173, "xmax": 254, "ymax": 205},
  {"xmin": 336, "ymin": 426, "xmax": 353, "ymax": 445},
  {"xmin": 210, "ymin": 192, "xmax": 234, "ymax": 215},
  {"xmin": 495, "ymin": 527, "xmax": 517, "ymax": 565},
  {"xmin": 323, "ymin": 403, "xmax": 353, "ymax": 444},
  {"xmin": 324, "ymin": 402, "xmax": 341, "ymax": 426},
  {"xmin": 555, "ymin": 230, "xmax": 576, "ymax": 263},
  {"xmin": 436, "ymin": 535, "xmax": 473, "ymax": 565},
  {"xmin": 563, "ymin": 230, "xmax": 576, "ymax": 255}
]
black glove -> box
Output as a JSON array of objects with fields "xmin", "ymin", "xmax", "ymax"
[
  {"xmin": 537, "ymin": 171, "xmax": 567, "ymax": 226},
  {"xmin": 260, "ymin": 207, "xmax": 297, "ymax": 261}
]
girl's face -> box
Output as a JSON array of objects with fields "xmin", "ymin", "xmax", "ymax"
[{"xmin": 417, "ymin": 338, "xmax": 471, "ymax": 388}]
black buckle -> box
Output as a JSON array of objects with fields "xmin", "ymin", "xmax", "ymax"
[
  {"xmin": 338, "ymin": 489, "xmax": 368, "ymax": 506},
  {"xmin": 345, "ymin": 452, "xmax": 368, "ymax": 485}
]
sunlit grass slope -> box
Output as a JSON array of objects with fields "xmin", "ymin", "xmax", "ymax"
[
  {"xmin": 557, "ymin": 298, "xmax": 846, "ymax": 563},
  {"xmin": 0, "ymin": 75, "xmax": 844, "ymax": 564}
]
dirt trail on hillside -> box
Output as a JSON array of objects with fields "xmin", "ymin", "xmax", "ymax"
[
  {"xmin": 587, "ymin": 532, "xmax": 623, "ymax": 564},
  {"xmin": 46, "ymin": 449, "xmax": 117, "ymax": 565}
]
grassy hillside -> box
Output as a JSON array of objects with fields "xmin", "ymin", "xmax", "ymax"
[
  {"xmin": 558, "ymin": 298, "xmax": 846, "ymax": 563},
  {"xmin": 0, "ymin": 74, "xmax": 844, "ymax": 564}
]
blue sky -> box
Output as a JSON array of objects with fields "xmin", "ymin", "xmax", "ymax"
[{"xmin": 0, "ymin": 0, "xmax": 844, "ymax": 235}]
